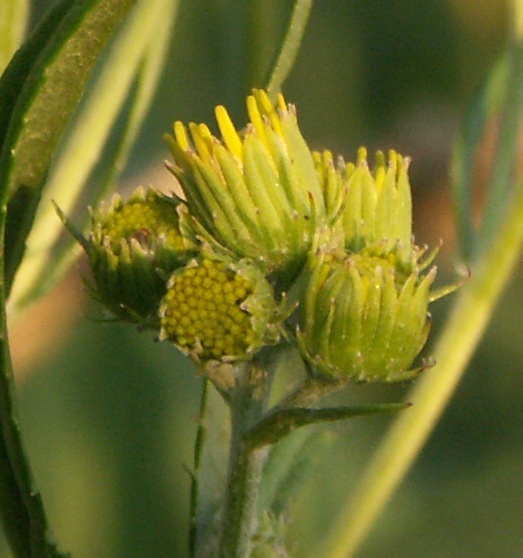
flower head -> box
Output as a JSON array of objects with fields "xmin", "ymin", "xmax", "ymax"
[
  {"xmin": 159, "ymin": 257, "xmax": 280, "ymax": 361},
  {"xmin": 297, "ymin": 248, "xmax": 436, "ymax": 382},
  {"xmin": 342, "ymin": 149, "xmax": 413, "ymax": 263},
  {"xmin": 165, "ymin": 90, "xmax": 329, "ymax": 286},
  {"xmin": 61, "ymin": 89, "xmax": 459, "ymax": 383},
  {"xmin": 294, "ymin": 147, "xmax": 442, "ymax": 382},
  {"xmin": 83, "ymin": 187, "xmax": 196, "ymax": 323},
  {"xmin": 314, "ymin": 148, "xmax": 415, "ymax": 270}
]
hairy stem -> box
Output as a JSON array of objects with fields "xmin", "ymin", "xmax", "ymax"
[{"xmin": 217, "ymin": 355, "xmax": 273, "ymax": 558}]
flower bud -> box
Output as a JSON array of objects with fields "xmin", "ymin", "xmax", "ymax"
[
  {"xmin": 331, "ymin": 148, "xmax": 415, "ymax": 269},
  {"xmin": 297, "ymin": 250, "xmax": 436, "ymax": 382},
  {"xmin": 159, "ymin": 257, "xmax": 280, "ymax": 361},
  {"xmin": 84, "ymin": 187, "xmax": 196, "ymax": 323},
  {"xmin": 164, "ymin": 90, "xmax": 328, "ymax": 286}
]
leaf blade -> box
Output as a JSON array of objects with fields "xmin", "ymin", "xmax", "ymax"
[
  {"xmin": 8, "ymin": 0, "xmax": 179, "ymax": 315},
  {"xmin": 0, "ymin": 0, "xmax": 139, "ymax": 294}
]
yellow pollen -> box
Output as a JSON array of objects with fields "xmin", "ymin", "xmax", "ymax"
[
  {"xmin": 101, "ymin": 194, "xmax": 186, "ymax": 254},
  {"xmin": 162, "ymin": 259, "xmax": 255, "ymax": 359}
]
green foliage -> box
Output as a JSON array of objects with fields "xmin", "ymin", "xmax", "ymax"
[{"xmin": 7, "ymin": 0, "xmax": 177, "ymax": 315}]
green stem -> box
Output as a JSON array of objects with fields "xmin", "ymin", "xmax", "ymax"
[
  {"xmin": 265, "ymin": 0, "xmax": 314, "ymax": 101},
  {"xmin": 312, "ymin": 152, "xmax": 523, "ymax": 558},
  {"xmin": 189, "ymin": 378, "xmax": 208, "ymax": 558},
  {"xmin": 0, "ymin": 437, "xmax": 31, "ymax": 558},
  {"xmin": 217, "ymin": 355, "xmax": 273, "ymax": 558}
]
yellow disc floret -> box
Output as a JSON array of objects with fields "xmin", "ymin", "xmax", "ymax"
[
  {"xmin": 84, "ymin": 187, "xmax": 197, "ymax": 324},
  {"xmin": 160, "ymin": 259, "xmax": 259, "ymax": 360},
  {"xmin": 100, "ymin": 189, "xmax": 187, "ymax": 253}
]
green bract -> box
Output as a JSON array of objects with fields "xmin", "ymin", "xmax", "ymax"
[
  {"xmin": 297, "ymin": 251, "xmax": 435, "ymax": 382},
  {"xmin": 164, "ymin": 89, "xmax": 329, "ymax": 286},
  {"xmin": 80, "ymin": 187, "xmax": 195, "ymax": 323},
  {"xmin": 159, "ymin": 257, "xmax": 280, "ymax": 361},
  {"xmin": 314, "ymin": 147, "xmax": 415, "ymax": 269},
  {"xmin": 342, "ymin": 149, "xmax": 413, "ymax": 263}
]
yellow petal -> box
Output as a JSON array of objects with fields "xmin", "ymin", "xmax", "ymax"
[{"xmin": 215, "ymin": 105, "xmax": 243, "ymax": 160}]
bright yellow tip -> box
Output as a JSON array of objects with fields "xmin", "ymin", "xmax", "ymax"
[
  {"xmin": 189, "ymin": 122, "xmax": 212, "ymax": 163},
  {"xmin": 357, "ymin": 146, "xmax": 367, "ymax": 164},
  {"xmin": 246, "ymin": 94, "xmax": 267, "ymax": 145},
  {"xmin": 276, "ymin": 92, "xmax": 286, "ymax": 112},
  {"xmin": 375, "ymin": 164, "xmax": 386, "ymax": 192},
  {"xmin": 174, "ymin": 121, "xmax": 190, "ymax": 151},
  {"xmin": 215, "ymin": 105, "xmax": 243, "ymax": 160},
  {"xmin": 253, "ymin": 89, "xmax": 283, "ymax": 136},
  {"xmin": 375, "ymin": 150, "xmax": 386, "ymax": 168}
]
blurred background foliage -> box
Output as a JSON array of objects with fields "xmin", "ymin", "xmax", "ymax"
[{"xmin": 5, "ymin": 0, "xmax": 523, "ymax": 556}]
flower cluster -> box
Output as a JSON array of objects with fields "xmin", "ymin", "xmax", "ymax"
[{"xmin": 70, "ymin": 90, "xmax": 454, "ymax": 380}]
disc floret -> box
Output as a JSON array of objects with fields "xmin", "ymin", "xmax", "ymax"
[{"xmin": 160, "ymin": 258, "xmax": 280, "ymax": 361}]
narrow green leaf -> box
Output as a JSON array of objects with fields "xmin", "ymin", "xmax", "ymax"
[
  {"xmin": 0, "ymin": 0, "xmax": 139, "ymax": 295},
  {"xmin": 259, "ymin": 428, "xmax": 330, "ymax": 514},
  {"xmin": 269, "ymin": 430, "xmax": 331, "ymax": 516},
  {"xmin": 477, "ymin": 41, "xmax": 523, "ymax": 255},
  {"xmin": 450, "ymin": 52, "xmax": 509, "ymax": 261},
  {"xmin": 247, "ymin": 403, "xmax": 411, "ymax": 449},
  {"xmin": 265, "ymin": 0, "xmax": 314, "ymax": 101},
  {"xmin": 0, "ymin": 441, "xmax": 31, "ymax": 558},
  {"xmin": 0, "ymin": 1, "xmax": 139, "ymax": 556},
  {"xmin": 8, "ymin": 0, "xmax": 178, "ymax": 316},
  {"xmin": 0, "ymin": 0, "xmax": 73, "ymax": 154}
]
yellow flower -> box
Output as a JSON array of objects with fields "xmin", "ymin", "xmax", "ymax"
[
  {"xmin": 160, "ymin": 257, "xmax": 280, "ymax": 361},
  {"xmin": 165, "ymin": 90, "xmax": 329, "ymax": 287}
]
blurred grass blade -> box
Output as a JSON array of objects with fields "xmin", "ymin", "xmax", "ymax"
[
  {"xmin": 8, "ymin": 0, "xmax": 179, "ymax": 317},
  {"xmin": 313, "ymin": 28, "xmax": 523, "ymax": 558},
  {"xmin": 0, "ymin": 0, "xmax": 139, "ymax": 297},
  {"xmin": 265, "ymin": 0, "xmax": 314, "ymax": 100},
  {"xmin": 269, "ymin": 431, "xmax": 331, "ymax": 517},
  {"xmin": 450, "ymin": 52, "xmax": 509, "ymax": 261},
  {"xmin": 0, "ymin": 0, "xmax": 30, "ymax": 73},
  {"xmin": 476, "ymin": 41, "xmax": 523, "ymax": 255},
  {"xmin": 311, "ymin": 171, "xmax": 523, "ymax": 558}
]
